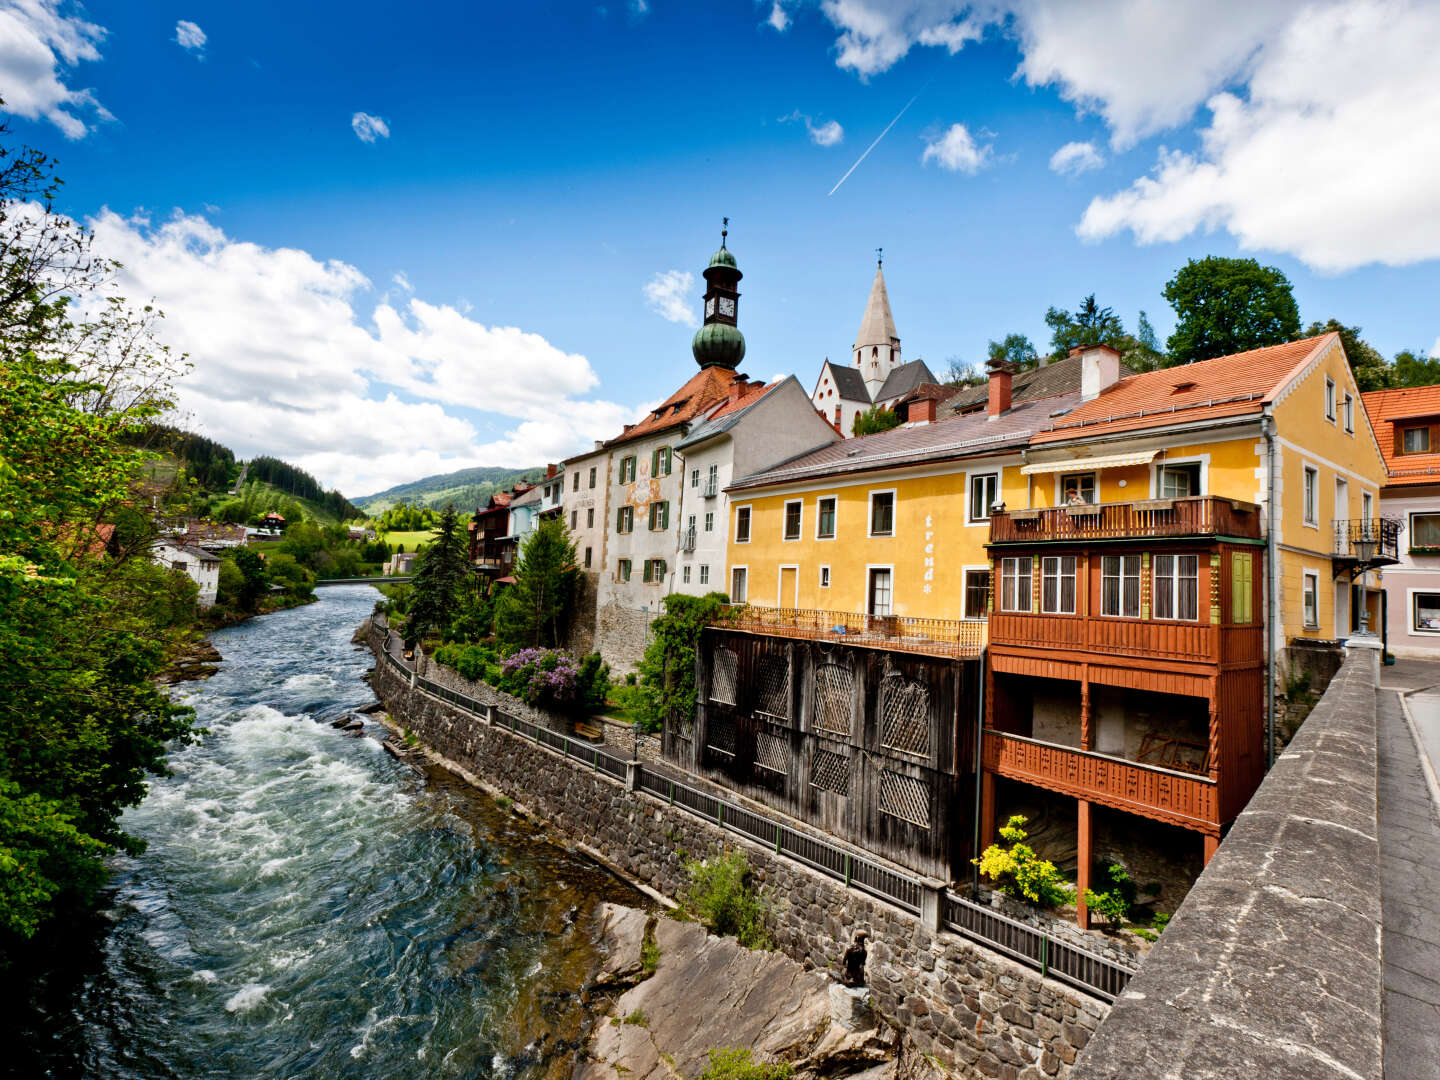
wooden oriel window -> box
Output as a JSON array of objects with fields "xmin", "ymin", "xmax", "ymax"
[{"xmin": 1000, "ymin": 556, "xmax": 1032, "ymax": 612}]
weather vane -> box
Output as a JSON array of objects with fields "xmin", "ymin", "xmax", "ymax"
[
  {"xmin": 721, "ymin": 216, "xmax": 729, "ymax": 246},
  {"xmin": 876, "ymin": 246, "xmax": 883, "ymax": 266}
]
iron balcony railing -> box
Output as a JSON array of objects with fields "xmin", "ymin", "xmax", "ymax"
[
  {"xmin": 679, "ymin": 527, "xmax": 697, "ymax": 553},
  {"xmin": 1331, "ymin": 518, "xmax": 1400, "ymax": 563},
  {"xmin": 703, "ymin": 475, "xmax": 719, "ymax": 498},
  {"xmin": 989, "ymin": 495, "xmax": 1262, "ymax": 544},
  {"xmin": 371, "ymin": 619, "xmax": 1135, "ymax": 1002},
  {"xmin": 719, "ymin": 603, "xmax": 985, "ymax": 659}
]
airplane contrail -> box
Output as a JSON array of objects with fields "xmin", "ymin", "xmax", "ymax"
[{"xmin": 828, "ymin": 94, "xmax": 919, "ymax": 196}]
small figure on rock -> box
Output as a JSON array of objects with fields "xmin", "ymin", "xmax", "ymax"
[{"xmin": 841, "ymin": 930, "xmax": 868, "ymax": 987}]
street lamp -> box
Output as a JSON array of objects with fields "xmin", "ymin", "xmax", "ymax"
[{"xmin": 1353, "ymin": 532, "xmax": 1379, "ymax": 638}]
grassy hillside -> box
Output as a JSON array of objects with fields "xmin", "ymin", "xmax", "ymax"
[{"xmin": 356, "ymin": 465, "xmax": 545, "ymax": 513}]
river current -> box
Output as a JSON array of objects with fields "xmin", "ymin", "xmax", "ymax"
[{"xmin": 15, "ymin": 585, "xmax": 641, "ymax": 1079}]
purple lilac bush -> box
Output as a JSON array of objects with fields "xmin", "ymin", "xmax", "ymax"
[{"xmin": 499, "ymin": 647, "xmax": 580, "ymax": 708}]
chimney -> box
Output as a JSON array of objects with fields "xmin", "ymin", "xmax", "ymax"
[
  {"xmin": 1075, "ymin": 344, "xmax": 1122, "ymax": 401},
  {"xmin": 545, "ymin": 463, "xmax": 557, "ymax": 479},
  {"xmin": 913, "ymin": 397, "xmax": 937, "ymax": 424},
  {"xmin": 729, "ymin": 375, "xmax": 749, "ymax": 403},
  {"xmin": 987, "ymin": 359, "xmax": 1014, "ymax": 419}
]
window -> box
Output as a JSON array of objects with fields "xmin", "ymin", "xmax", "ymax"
[
  {"xmin": 1404, "ymin": 427, "xmax": 1430, "ymax": 453},
  {"xmin": 963, "ymin": 569, "xmax": 991, "ymax": 619},
  {"xmin": 867, "ymin": 567, "xmax": 893, "ymax": 616},
  {"xmin": 571, "ymin": 510, "xmax": 578, "ymax": 530},
  {"xmin": 1060, "ymin": 473, "xmax": 1096, "ymax": 505},
  {"xmin": 1413, "ymin": 592, "xmax": 1440, "ymax": 633},
  {"xmin": 968, "ymin": 473, "xmax": 999, "ymax": 521},
  {"xmin": 649, "ymin": 501, "xmax": 670, "ymax": 531},
  {"xmin": 699, "ymin": 564, "xmax": 709, "ymax": 585},
  {"xmin": 1232, "ymin": 552, "xmax": 1254, "ymax": 624},
  {"xmin": 616, "ymin": 506, "xmax": 634, "ymax": 533},
  {"xmin": 704, "ymin": 512, "xmax": 714, "ymax": 533},
  {"xmin": 1343, "ymin": 393, "xmax": 1354, "ymax": 433},
  {"xmin": 682, "ymin": 565, "xmax": 691, "ymax": 584},
  {"xmin": 1303, "ymin": 571, "xmax": 1319, "ymax": 628},
  {"xmin": 584, "ymin": 546, "xmax": 592, "ymax": 568},
  {"xmin": 816, "ymin": 496, "xmax": 837, "ymax": 539},
  {"xmin": 1303, "ymin": 466, "xmax": 1318, "ymax": 526},
  {"xmin": 1000, "ymin": 557, "xmax": 1032, "ymax": 613},
  {"xmin": 653, "ymin": 446, "xmax": 671, "ymax": 477},
  {"xmin": 734, "ymin": 506, "xmax": 751, "ymax": 543},
  {"xmin": 618, "ymin": 558, "xmax": 631, "ymax": 582},
  {"xmin": 691, "ymin": 468, "xmax": 699, "ymax": 488},
  {"xmin": 1160, "ymin": 463, "xmax": 1201, "ymax": 498},
  {"xmin": 730, "ymin": 567, "xmax": 748, "ymax": 603},
  {"xmin": 1041, "ymin": 556, "xmax": 1077, "ymax": 614},
  {"xmin": 1412, "ymin": 512, "xmax": 1440, "ymax": 549},
  {"xmin": 1363, "ymin": 491, "xmax": 1373, "ymax": 523},
  {"xmin": 708, "ymin": 463, "xmax": 719, "ymax": 490},
  {"xmin": 586, "ymin": 508, "xmax": 594, "ymax": 529},
  {"xmin": 783, "ymin": 500, "xmax": 802, "ymax": 540},
  {"xmin": 643, "ymin": 558, "xmax": 667, "ymax": 583},
  {"xmin": 573, "ymin": 472, "xmax": 580, "ymax": 492},
  {"xmin": 869, "ymin": 491, "xmax": 895, "ymax": 537},
  {"xmin": 1100, "ymin": 555, "xmax": 1141, "ymax": 617},
  {"xmin": 819, "ymin": 565, "xmax": 831, "ymax": 588},
  {"xmin": 1154, "ymin": 554, "xmax": 1200, "ymax": 621},
  {"xmin": 1325, "ymin": 376, "xmax": 1336, "ymax": 421},
  {"xmin": 619, "ymin": 456, "xmax": 636, "ymax": 483},
  {"xmin": 589, "ymin": 466, "xmax": 597, "ymax": 489}
]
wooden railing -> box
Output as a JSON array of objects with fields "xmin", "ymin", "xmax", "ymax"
[
  {"xmin": 988, "ymin": 612, "xmax": 1231, "ymax": 663},
  {"xmin": 989, "ymin": 495, "xmax": 1261, "ymax": 544},
  {"xmin": 984, "ymin": 730, "xmax": 1218, "ymax": 829},
  {"xmin": 723, "ymin": 604, "xmax": 985, "ymax": 659}
]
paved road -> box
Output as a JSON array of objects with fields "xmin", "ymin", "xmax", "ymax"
[{"xmin": 1375, "ymin": 660, "xmax": 1440, "ymax": 1078}]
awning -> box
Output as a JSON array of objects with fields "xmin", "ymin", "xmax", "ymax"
[{"xmin": 1020, "ymin": 449, "xmax": 1158, "ymax": 476}]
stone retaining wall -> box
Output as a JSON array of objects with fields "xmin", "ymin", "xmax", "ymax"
[
  {"xmin": 368, "ymin": 622, "xmax": 1104, "ymax": 1080},
  {"xmin": 1071, "ymin": 642, "xmax": 1385, "ymax": 1080}
]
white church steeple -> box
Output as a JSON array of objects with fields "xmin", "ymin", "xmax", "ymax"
[{"xmin": 853, "ymin": 250, "xmax": 900, "ymax": 400}]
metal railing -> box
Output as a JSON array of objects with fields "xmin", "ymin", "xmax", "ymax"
[
  {"xmin": 679, "ymin": 527, "xmax": 697, "ymax": 553},
  {"xmin": 703, "ymin": 476, "xmax": 719, "ymax": 498},
  {"xmin": 722, "ymin": 603, "xmax": 985, "ymax": 659},
  {"xmin": 373, "ymin": 626, "xmax": 1133, "ymax": 1001},
  {"xmin": 1331, "ymin": 517, "xmax": 1400, "ymax": 562}
]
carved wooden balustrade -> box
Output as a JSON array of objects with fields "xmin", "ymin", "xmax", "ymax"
[{"xmin": 989, "ymin": 495, "xmax": 1262, "ymax": 544}]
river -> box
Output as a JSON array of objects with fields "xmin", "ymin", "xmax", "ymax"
[{"xmin": 14, "ymin": 585, "xmax": 642, "ymax": 1079}]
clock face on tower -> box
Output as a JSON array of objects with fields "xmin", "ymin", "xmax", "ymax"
[
  {"xmin": 718, "ymin": 296, "xmax": 736, "ymax": 318},
  {"xmin": 705, "ymin": 297, "xmax": 716, "ymax": 318}
]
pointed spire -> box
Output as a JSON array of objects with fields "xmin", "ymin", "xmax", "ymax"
[{"xmin": 854, "ymin": 260, "xmax": 898, "ymax": 353}]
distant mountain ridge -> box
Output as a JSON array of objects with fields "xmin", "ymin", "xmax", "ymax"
[{"xmin": 356, "ymin": 465, "xmax": 546, "ymax": 513}]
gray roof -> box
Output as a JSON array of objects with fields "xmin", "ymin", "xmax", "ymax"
[
  {"xmin": 675, "ymin": 381, "xmax": 783, "ymax": 451},
  {"xmin": 875, "ymin": 358, "xmax": 937, "ymax": 403},
  {"xmin": 822, "ymin": 362, "xmax": 872, "ymax": 402},
  {"xmin": 947, "ymin": 354, "xmax": 1137, "ymax": 413},
  {"xmin": 159, "ymin": 540, "xmax": 220, "ymax": 562},
  {"xmin": 730, "ymin": 389, "xmax": 1083, "ymax": 491}
]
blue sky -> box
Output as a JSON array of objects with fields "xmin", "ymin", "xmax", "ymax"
[{"xmin": 4, "ymin": 0, "xmax": 1438, "ymax": 494}]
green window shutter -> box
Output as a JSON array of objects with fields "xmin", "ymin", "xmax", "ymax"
[
  {"xmin": 616, "ymin": 507, "xmax": 624, "ymax": 532},
  {"xmin": 661, "ymin": 502, "xmax": 670, "ymax": 529}
]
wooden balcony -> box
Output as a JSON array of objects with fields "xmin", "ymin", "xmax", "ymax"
[
  {"xmin": 722, "ymin": 604, "xmax": 985, "ymax": 659},
  {"xmin": 989, "ymin": 495, "xmax": 1262, "ymax": 545},
  {"xmin": 983, "ymin": 730, "xmax": 1219, "ymax": 832},
  {"xmin": 988, "ymin": 613, "xmax": 1264, "ymax": 666}
]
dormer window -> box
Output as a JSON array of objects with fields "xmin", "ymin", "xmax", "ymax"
[
  {"xmin": 1404, "ymin": 427, "xmax": 1431, "ymax": 453},
  {"xmin": 1172, "ymin": 381, "xmax": 1196, "ymax": 394}
]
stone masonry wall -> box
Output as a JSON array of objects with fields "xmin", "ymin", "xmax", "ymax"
[
  {"xmin": 1070, "ymin": 643, "xmax": 1385, "ymax": 1080},
  {"xmin": 368, "ymin": 622, "xmax": 1104, "ymax": 1080},
  {"xmin": 593, "ymin": 598, "xmax": 650, "ymax": 675}
]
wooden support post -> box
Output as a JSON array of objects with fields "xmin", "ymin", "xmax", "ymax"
[
  {"xmin": 1079, "ymin": 669, "xmax": 1093, "ymax": 752},
  {"xmin": 1203, "ymin": 831, "xmax": 1220, "ymax": 864},
  {"xmin": 1076, "ymin": 798, "xmax": 1092, "ymax": 929},
  {"xmin": 980, "ymin": 769, "xmax": 996, "ymax": 852}
]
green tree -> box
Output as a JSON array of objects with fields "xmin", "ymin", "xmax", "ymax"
[
  {"xmin": 405, "ymin": 504, "xmax": 471, "ymax": 643},
  {"xmin": 1303, "ymin": 318, "xmax": 1390, "ymax": 392},
  {"xmin": 634, "ymin": 592, "xmax": 733, "ymax": 733},
  {"xmin": 494, "ymin": 517, "xmax": 581, "ymax": 649},
  {"xmin": 1163, "ymin": 256, "xmax": 1301, "ymax": 366},
  {"xmin": 1393, "ymin": 348, "xmax": 1440, "ymax": 389},
  {"xmin": 225, "ymin": 547, "xmax": 267, "ymax": 611},
  {"xmin": 988, "ymin": 332, "xmax": 1040, "ymax": 370},
  {"xmin": 852, "ymin": 405, "xmax": 902, "ymax": 436},
  {"xmin": 1130, "ymin": 311, "xmax": 1166, "ymax": 371},
  {"xmin": 1045, "ymin": 294, "xmax": 1127, "ymax": 358}
]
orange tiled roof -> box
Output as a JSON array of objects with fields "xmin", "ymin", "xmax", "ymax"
[
  {"xmin": 1029, "ymin": 334, "xmax": 1337, "ymax": 445},
  {"xmin": 1363, "ymin": 385, "xmax": 1440, "ymax": 486},
  {"xmin": 603, "ymin": 365, "xmax": 743, "ymax": 449},
  {"xmin": 706, "ymin": 378, "xmax": 775, "ymax": 421}
]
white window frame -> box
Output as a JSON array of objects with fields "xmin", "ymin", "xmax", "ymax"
[
  {"xmin": 1325, "ymin": 376, "xmax": 1336, "ymax": 422},
  {"xmin": 1410, "ymin": 511, "xmax": 1440, "ymax": 550},
  {"xmin": 815, "ymin": 494, "xmax": 838, "ymax": 540},
  {"xmin": 1408, "ymin": 588, "xmax": 1440, "ymax": 634},
  {"xmin": 777, "ymin": 563, "xmax": 800, "ymax": 607},
  {"xmin": 682, "ymin": 564, "xmax": 691, "ymax": 584},
  {"xmin": 1055, "ymin": 472, "xmax": 1098, "ymax": 506},
  {"xmin": 730, "ymin": 565, "xmax": 748, "ymax": 604},
  {"xmin": 1099, "ymin": 554, "xmax": 1142, "ymax": 618},
  {"xmin": 1150, "ymin": 455, "xmax": 1209, "ymax": 499},
  {"xmin": 999, "ymin": 556, "xmax": 1032, "ymax": 613},
  {"xmin": 699, "ymin": 564, "xmax": 709, "ymax": 586},
  {"xmin": 962, "ymin": 565, "xmax": 991, "ymax": 620},
  {"xmin": 866, "ymin": 564, "xmax": 894, "ymax": 616},
  {"xmin": 691, "ymin": 468, "xmax": 700, "ymax": 488},
  {"xmin": 1343, "ymin": 392, "xmax": 1355, "ymax": 434},
  {"xmin": 1303, "ymin": 464, "xmax": 1319, "ymax": 527},
  {"xmin": 868, "ymin": 488, "xmax": 897, "ymax": 538},
  {"xmin": 819, "ymin": 565, "xmax": 831, "ymax": 589},
  {"xmin": 782, "ymin": 498, "xmax": 803, "ymax": 542},
  {"xmin": 1153, "ymin": 553, "xmax": 1200, "ymax": 622},
  {"xmin": 1334, "ymin": 477, "xmax": 1348, "ymax": 525},
  {"xmin": 966, "ymin": 471, "xmax": 999, "ymax": 524},
  {"xmin": 704, "ymin": 511, "xmax": 714, "ymax": 533},
  {"xmin": 1040, "ymin": 555, "xmax": 1078, "ymax": 615},
  {"xmin": 1302, "ymin": 570, "xmax": 1320, "ymax": 629},
  {"xmin": 733, "ymin": 504, "xmax": 751, "ymax": 544}
]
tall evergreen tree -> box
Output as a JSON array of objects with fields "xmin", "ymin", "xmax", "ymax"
[
  {"xmin": 405, "ymin": 504, "xmax": 471, "ymax": 643},
  {"xmin": 495, "ymin": 517, "xmax": 581, "ymax": 649}
]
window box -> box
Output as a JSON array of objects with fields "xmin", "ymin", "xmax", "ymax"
[
  {"xmin": 1410, "ymin": 546, "xmax": 1440, "ymax": 556},
  {"xmin": 1064, "ymin": 503, "xmax": 1102, "ymax": 517}
]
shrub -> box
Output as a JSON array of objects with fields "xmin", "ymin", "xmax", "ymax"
[
  {"xmin": 499, "ymin": 647, "xmax": 580, "ymax": 709},
  {"xmin": 640, "ymin": 931, "xmax": 660, "ymax": 975},
  {"xmin": 683, "ymin": 848, "xmax": 771, "ymax": 949},
  {"xmin": 697, "ymin": 1048, "xmax": 792, "ymax": 1080},
  {"xmin": 973, "ymin": 815, "xmax": 1071, "ymax": 908},
  {"xmin": 434, "ymin": 642, "xmax": 503, "ymax": 685},
  {"xmin": 1082, "ymin": 860, "xmax": 1136, "ymax": 927},
  {"xmin": 634, "ymin": 592, "xmax": 735, "ymax": 734},
  {"xmin": 576, "ymin": 652, "xmax": 612, "ymax": 715}
]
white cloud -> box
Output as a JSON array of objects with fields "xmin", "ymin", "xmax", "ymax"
[
  {"xmin": 630, "ymin": 0, "xmax": 649, "ymax": 15},
  {"xmin": 351, "ymin": 111, "xmax": 389, "ymax": 143},
  {"xmin": 643, "ymin": 269, "xmax": 698, "ymax": 328},
  {"xmin": 1078, "ymin": 0, "xmax": 1440, "ymax": 271},
  {"xmin": 0, "ymin": 0, "xmax": 110, "ymax": 138},
  {"xmin": 174, "ymin": 19, "xmax": 205, "ymax": 52},
  {"xmin": 392, "ymin": 270, "xmax": 413, "ymax": 292},
  {"xmin": 81, "ymin": 208, "xmax": 639, "ymax": 494},
  {"xmin": 1048, "ymin": 140, "xmax": 1102, "ymax": 176},
  {"xmin": 1431, "ymin": 336, "xmax": 1439, "ymax": 359},
  {"xmin": 766, "ymin": 1, "xmax": 791, "ymax": 31},
  {"xmin": 781, "ymin": 109, "xmax": 845, "ymax": 147},
  {"xmin": 820, "ymin": 0, "xmax": 983, "ymax": 78},
  {"xmin": 920, "ymin": 123, "xmax": 992, "ymax": 174}
]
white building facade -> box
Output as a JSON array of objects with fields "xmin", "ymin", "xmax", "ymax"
[{"xmin": 153, "ymin": 538, "xmax": 221, "ymax": 608}]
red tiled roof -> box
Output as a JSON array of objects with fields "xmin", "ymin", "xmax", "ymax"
[
  {"xmin": 1029, "ymin": 334, "xmax": 1337, "ymax": 445},
  {"xmin": 603, "ymin": 365, "xmax": 744, "ymax": 449},
  {"xmin": 706, "ymin": 378, "xmax": 775, "ymax": 421},
  {"xmin": 1363, "ymin": 385, "xmax": 1440, "ymax": 486}
]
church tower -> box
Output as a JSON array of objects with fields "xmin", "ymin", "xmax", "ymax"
[
  {"xmin": 692, "ymin": 219, "xmax": 746, "ymax": 369},
  {"xmin": 853, "ymin": 252, "xmax": 900, "ymax": 399}
]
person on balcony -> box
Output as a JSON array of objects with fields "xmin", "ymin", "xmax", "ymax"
[{"xmin": 1066, "ymin": 486, "xmax": 1086, "ymax": 506}]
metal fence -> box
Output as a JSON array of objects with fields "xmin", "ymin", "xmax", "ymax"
[{"xmin": 375, "ymin": 630, "xmax": 1135, "ymax": 1001}]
